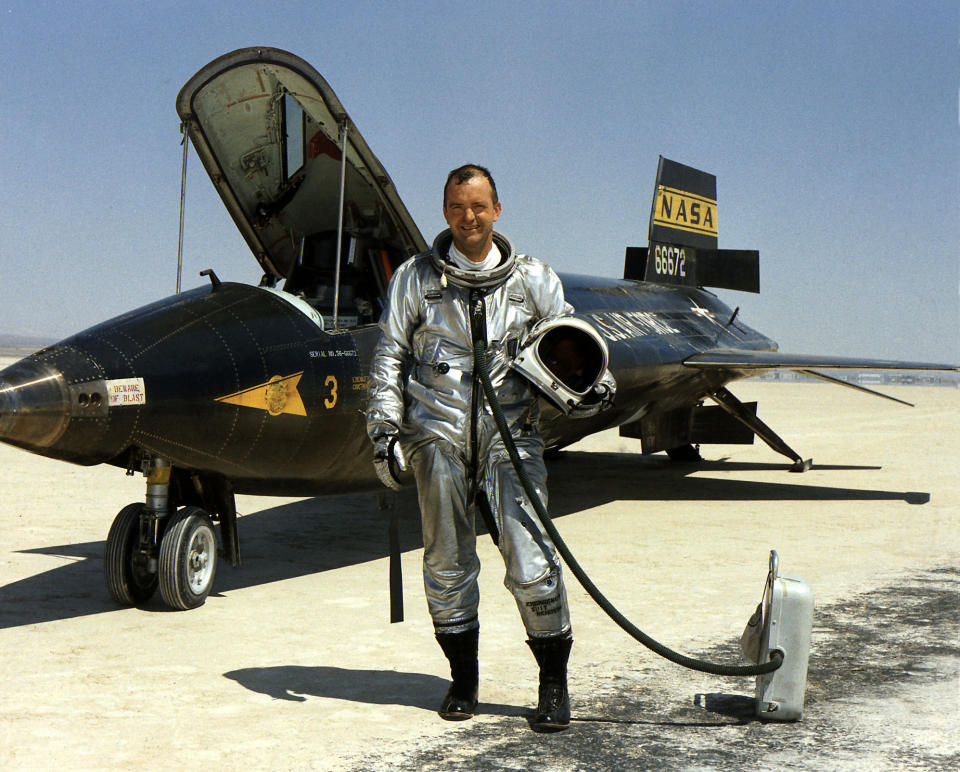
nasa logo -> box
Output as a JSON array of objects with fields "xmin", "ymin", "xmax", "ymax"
[{"xmin": 653, "ymin": 185, "xmax": 717, "ymax": 238}]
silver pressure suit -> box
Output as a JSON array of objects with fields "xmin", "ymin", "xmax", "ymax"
[{"xmin": 367, "ymin": 230, "xmax": 572, "ymax": 638}]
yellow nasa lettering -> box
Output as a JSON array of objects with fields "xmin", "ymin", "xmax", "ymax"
[{"xmin": 653, "ymin": 185, "xmax": 717, "ymax": 238}]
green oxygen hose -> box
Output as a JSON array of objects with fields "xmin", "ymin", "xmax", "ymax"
[{"xmin": 474, "ymin": 340, "xmax": 783, "ymax": 677}]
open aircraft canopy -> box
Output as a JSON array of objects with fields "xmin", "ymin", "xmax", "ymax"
[{"xmin": 176, "ymin": 47, "xmax": 427, "ymax": 285}]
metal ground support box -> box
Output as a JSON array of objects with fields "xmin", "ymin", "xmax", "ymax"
[{"xmin": 742, "ymin": 550, "xmax": 814, "ymax": 720}]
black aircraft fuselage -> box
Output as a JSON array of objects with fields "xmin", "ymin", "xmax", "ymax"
[
  {"xmin": 1, "ymin": 47, "xmax": 954, "ymax": 610},
  {"xmin": 0, "ymin": 275, "xmax": 773, "ymax": 495}
]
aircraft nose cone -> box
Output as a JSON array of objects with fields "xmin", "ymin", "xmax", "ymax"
[{"xmin": 0, "ymin": 357, "xmax": 71, "ymax": 449}]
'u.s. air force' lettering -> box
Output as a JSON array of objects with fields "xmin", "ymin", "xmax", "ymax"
[
  {"xmin": 653, "ymin": 185, "xmax": 717, "ymax": 238},
  {"xmin": 588, "ymin": 310, "xmax": 681, "ymax": 342}
]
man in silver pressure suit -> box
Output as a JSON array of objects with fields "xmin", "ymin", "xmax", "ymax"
[{"xmin": 366, "ymin": 164, "xmax": 612, "ymax": 731}]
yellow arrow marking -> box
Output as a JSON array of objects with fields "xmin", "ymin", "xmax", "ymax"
[{"xmin": 215, "ymin": 372, "xmax": 306, "ymax": 417}]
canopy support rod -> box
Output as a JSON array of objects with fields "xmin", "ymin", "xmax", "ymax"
[
  {"xmin": 176, "ymin": 122, "xmax": 190, "ymax": 294},
  {"xmin": 333, "ymin": 118, "xmax": 349, "ymax": 330}
]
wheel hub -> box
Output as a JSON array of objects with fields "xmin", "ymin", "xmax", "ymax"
[{"xmin": 187, "ymin": 531, "xmax": 213, "ymax": 591}]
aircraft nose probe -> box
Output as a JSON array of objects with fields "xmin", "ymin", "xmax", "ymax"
[{"xmin": 0, "ymin": 358, "xmax": 72, "ymax": 449}]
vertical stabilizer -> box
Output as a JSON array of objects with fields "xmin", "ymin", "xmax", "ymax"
[{"xmin": 624, "ymin": 156, "xmax": 759, "ymax": 293}]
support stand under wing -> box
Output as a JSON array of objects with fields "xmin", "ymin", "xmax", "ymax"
[{"xmin": 709, "ymin": 387, "xmax": 812, "ymax": 472}]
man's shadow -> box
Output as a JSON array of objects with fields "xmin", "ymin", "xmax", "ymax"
[{"xmin": 223, "ymin": 665, "xmax": 525, "ymax": 718}]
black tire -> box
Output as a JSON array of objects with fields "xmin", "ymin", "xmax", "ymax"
[
  {"xmin": 158, "ymin": 506, "xmax": 218, "ymax": 610},
  {"xmin": 105, "ymin": 502, "xmax": 158, "ymax": 605}
]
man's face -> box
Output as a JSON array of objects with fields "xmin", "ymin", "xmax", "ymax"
[{"xmin": 442, "ymin": 176, "xmax": 502, "ymax": 261}]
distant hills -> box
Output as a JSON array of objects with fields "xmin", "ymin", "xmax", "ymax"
[
  {"xmin": 751, "ymin": 369, "xmax": 957, "ymax": 388},
  {"xmin": 0, "ymin": 333, "xmax": 55, "ymax": 348}
]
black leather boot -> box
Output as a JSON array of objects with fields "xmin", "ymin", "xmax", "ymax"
[
  {"xmin": 435, "ymin": 628, "xmax": 479, "ymax": 720},
  {"xmin": 527, "ymin": 632, "xmax": 573, "ymax": 731}
]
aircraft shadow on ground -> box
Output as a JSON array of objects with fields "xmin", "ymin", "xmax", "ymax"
[
  {"xmin": 1, "ymin": 452, "xmax": 929, "ymax": 629},
  {"xmin": 222, "ymin": 665, "xmax": 525, "ymax": 718}
]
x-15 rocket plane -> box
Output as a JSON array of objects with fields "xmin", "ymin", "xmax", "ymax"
[{"xmin": 0, "ymin": 47, "xmax": 954, "ymax": 611}]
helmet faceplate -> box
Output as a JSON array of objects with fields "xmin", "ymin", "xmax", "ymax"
[{"xmin": 510, "ymin": 316, "xmax": 609, "ymax": 413}]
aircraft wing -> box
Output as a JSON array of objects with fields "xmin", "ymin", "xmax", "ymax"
[
  {"xmin": 684, "ymin": 348, "xmax": 957, "ymax": 406},
  {"xmin": 684, "ymin": 348, "xmax": 958, "ymax": 373}
]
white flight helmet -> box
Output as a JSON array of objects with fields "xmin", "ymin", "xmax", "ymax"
[{"xmin": 510, "ymin": 316, "xmax": 609, "ymax": 413}]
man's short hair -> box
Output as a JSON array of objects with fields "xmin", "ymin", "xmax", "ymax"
[{"xmin": 443, "ymin": 164, "xmax": 498, "ymax": 206}]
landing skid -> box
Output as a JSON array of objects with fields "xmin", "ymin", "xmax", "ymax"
[
  {"xmin": 666, "ymin": 443, "xmax": 703, "ymax": 463},
  {"xmin": 709, "ymin": 387, "xmax": 812, "ymax": 472}
]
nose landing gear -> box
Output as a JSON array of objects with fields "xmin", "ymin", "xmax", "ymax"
[{"xmin": 104, "ymin": 457, "xmax": 218, "ymax": 610}]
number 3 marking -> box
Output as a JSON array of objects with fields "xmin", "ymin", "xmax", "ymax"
[{"xmin": 324, "ymin": 375, "xmax": 338, "ymax": 409}]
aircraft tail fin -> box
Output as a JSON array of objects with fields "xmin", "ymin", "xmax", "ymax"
[{"xmin": 623, "ymin": 156, "xmax": 759, "ymax": 293}]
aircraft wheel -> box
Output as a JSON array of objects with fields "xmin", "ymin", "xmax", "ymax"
[
  {"xmin": 105, "ymin": 502, "xmax": 158, "ymax": 605},
  {"xmin": 159, "ymin": 507, "xmax": 218, "ymax": 610}
]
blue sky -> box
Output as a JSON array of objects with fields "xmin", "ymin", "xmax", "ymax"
[{"xmin": 1, "ymin": 1, "xmax": 957, "ymax": 362}]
